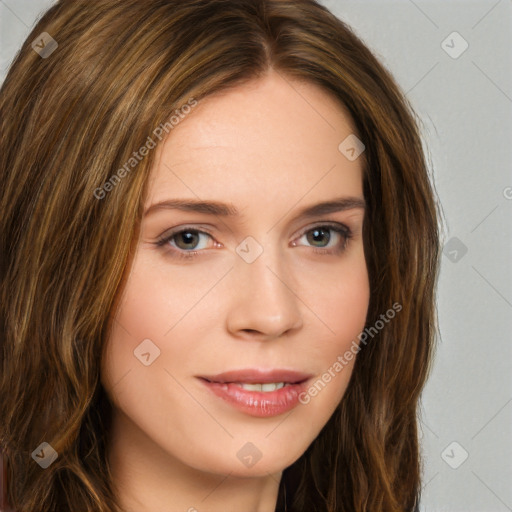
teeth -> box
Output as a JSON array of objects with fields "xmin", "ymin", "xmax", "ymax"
[{"xmin": 234, "ymin": 382, "xmax": 286, "ymax": 392}]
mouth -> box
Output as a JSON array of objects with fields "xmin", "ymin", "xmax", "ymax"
[{"xmin": 197, "ymin": 369, "xmax": 313, "ymax": 417}]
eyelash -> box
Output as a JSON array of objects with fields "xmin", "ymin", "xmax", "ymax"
[{"xmin": 154, "ymin": 222, "xmax": 353, "ymax": 261}]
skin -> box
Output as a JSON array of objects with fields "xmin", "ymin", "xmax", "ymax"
[{"xmin": 100, "ymin": 70, "xmax": 370, "ymax": 512}]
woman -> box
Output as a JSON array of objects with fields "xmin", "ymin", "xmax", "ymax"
[{"xmin": 0, "ymin": 0, "xmax": 441, "ymax": 511}]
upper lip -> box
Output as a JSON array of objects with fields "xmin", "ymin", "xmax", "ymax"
[{"xmin": 198, "ymin": 369, "xmax": 313, "ymax": 384}]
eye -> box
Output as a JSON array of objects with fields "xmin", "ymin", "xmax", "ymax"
[
  {"xmin": 293, "ymin": 223, "xmax": 352, "ymax": 256},
  {"xmin": 155, "ymin": 227, "xmax": 215, "ymax": 260},
  {"xmin": 154, "ymin": 222, "xmax": 352, "ymax": 261}
]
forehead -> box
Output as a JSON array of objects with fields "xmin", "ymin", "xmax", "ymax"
[{"xmin": 146, "ymin": 72, "xmax": 363, "ymax": 209}]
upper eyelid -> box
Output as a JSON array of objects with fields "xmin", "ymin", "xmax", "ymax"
[{"xmin": 161, "ymin": 220, "xmax": 351, "ymax": 239}]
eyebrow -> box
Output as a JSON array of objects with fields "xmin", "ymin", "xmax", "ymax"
[{"xmin": 144, "ymin": 196, "xmax": 366, "ymax": 220}]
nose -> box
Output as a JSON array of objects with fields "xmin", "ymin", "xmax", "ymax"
[{"xmin": 225, "ymin": 246, "xmax": 303, "ymax": 341}]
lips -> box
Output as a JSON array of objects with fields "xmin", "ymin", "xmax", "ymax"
[{"xmin": 197, "ymin": 369, "xmax": 313, "ymax": 417}]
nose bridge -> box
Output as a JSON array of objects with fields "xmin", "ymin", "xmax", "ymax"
[{"xmin": 226, "ymin": 236, "xmax": 303, "ymax": 338}]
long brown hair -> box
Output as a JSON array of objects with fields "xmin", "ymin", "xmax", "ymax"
[{"xmin": 0, "ymin": 1, "xmax": 441, "ymax": 510}]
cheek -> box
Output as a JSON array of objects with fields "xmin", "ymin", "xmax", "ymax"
[
  {"xmin": 296, "ymin": 249, "xmax": 369, "ymax": 399},
  {"xmin": 99, "ymin": 250, "xmax": 228, "ymax": 406},
  {"xmin": 100, "ymin": 256, "xmax": 170, "ymax": 401},
  {"xmin": 302, "ymin": 245, "xmax": 370, "ymax": 346}
]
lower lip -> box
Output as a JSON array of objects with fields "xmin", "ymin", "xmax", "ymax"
[{"xmin": 199, "ymin": 379, "xmax": 307, "ymax": 417}]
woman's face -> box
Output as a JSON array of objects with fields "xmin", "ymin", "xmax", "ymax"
[{"xmin": 101, "ymin": 71, "xmax": 369, "ymax": 480}]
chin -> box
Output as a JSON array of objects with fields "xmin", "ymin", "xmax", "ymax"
[{"xmin": 183, "ymin": 444, "xmax": 303, "ymax": 478}]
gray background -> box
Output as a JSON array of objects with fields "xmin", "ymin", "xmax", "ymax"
[{"xmin": 1, "ymin": 1, "xmax": 511, "ymax": 511}]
